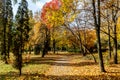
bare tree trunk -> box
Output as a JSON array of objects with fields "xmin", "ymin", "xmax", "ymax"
[
  {"xmin": 112, "ymin": 0, "xmax": 119, "ymax": 64},
  {"xmin": 108, "ymin": 25, "xmax": 112, "ymax": 59},
  {"xmin": 113, "ymin": 22, "xmax": 117, "ymax": 64},
  {"xmin": 107, "ymin": 10, "xmax": 112, "ymax": 59},
  {"xmin": 92, "ymin": 0, "xmax": 105, "ymax": 72},
  {"xmin": 96, "ymin": 26, "xmax": 105, "ymax": 72},
  {"xmin": 53, "ymin": 39, "xmax": 56, "ymax": 54},
  {"xmin": 113, "ymin": 31, "xmax": 117, "ymax": 64}
]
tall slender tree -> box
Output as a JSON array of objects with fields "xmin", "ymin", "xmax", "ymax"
[
  {"xmin": 111, "ymin": 0, "xmax": 119, "ymax": 64},
  {"xmin": 0, "ymin": 0, "xmax": 4, "ymax": 56},
  {"xmin": 6, "ymin": 0, "xmax": 13, "ymax": 59},
  {"xmin": 1, "ymin": 0, "xmax": 8, "ymax": 64},
  {"xmin": 14, "ymin": 0, "xmax": 29, "ymax": 75},
  {"xmin": 92, "ymin": 0, "xmax": 106, "ymax": 72},
  {"xmin": 1, "ymin": 0, "xmax": 13, "ymax": 63},
  {"xmin": 106, "ymin": 9, "xmax": 112, "ymax": 59}
]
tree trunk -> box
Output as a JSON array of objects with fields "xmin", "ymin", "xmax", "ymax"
[
  {"xmin": 19, "ymin": 53, "xmax": 22, "ymax": 76},
  {"xmin": 108, "ymin": 27, "xmax": 112, "ymax": 59},
  {"xmin": 42, "ymin": 40, "xmax": 50, "ymax": 57},
  {"xmin": 107, "ymin": 10, "xmax": 112, "ymax": 59},
  {"xmin": 7, "ymin": 44, "xmax": 10, "ymax": 59},
  {"xmin": 113, "ymin": 25, "xmax": 117, "ymax": 64},
  {"xmin": 3, "ymin": 17, "xmax": 8, "ymax": 64},
  {"xmin": 53, "ymin": 39, "xmax": 56, "ymax": 54},
  {"xmin": 42, "ymin": 27, "xmax": 50, "ymax": 57},
  {"xmin": 42, "ymin": 48, "xmax": 46, "ymax": 57},
  {"xmin": 79, "ymin": 33, "xmax": 86, "ymax": 56},
  {"xmin": 96, "ymin": 27, "xmax": 105, "ymax": 72},
  {"xmin": 7, "ymin": 30, "xmax": 12, "ymax": 59},
  {"xmin": 92, "ymin": 0, "xmax": 105, "ymax": 72},
  {"xmin": 112, "ymin": 1, "xmax": 118, "ymax": 64},
  {"xmin": 97, "ymin": 0, "xmax": 105, "ymax": 72},
  {"xmin": 29, "ymin": 46, "xmax": 32, "ymax": 54}
]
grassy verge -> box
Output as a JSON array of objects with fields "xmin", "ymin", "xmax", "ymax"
[{"xmin": 0, "ymin": 55, "xmax": 50, "ymax": 80}]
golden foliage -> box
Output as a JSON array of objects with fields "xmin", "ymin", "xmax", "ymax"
[{"xmin": 41, "ymin": 0, "xmax": 79, "ymax": 28}]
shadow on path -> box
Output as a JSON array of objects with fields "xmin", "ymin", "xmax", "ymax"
[
  {"xmin": 0, "ymin": 72, "xmax": 120, "ymax": 80},
  {"xmin": 29, "ymin": 54, "xmax": 97, "ymax": 67}
]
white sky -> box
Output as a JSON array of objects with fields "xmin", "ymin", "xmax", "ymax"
[{"xmin": 12, "ymin": 0, "xmax": 52, "ymax": 16}]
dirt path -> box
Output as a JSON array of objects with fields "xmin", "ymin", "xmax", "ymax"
[
  {"xmin": 44, "ymin": 54, "xmax": 120, "ymax": 80},
  {"xmin": 45, "ymin": 55, "xmax": 74, "ymax": 76},
  {"xmin": 45, "ymin": 54, "xmax": 97, "ymax": 76}
]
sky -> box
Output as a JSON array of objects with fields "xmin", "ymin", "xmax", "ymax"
[{"xmin": 12, "ymin": 0, "xmax": 52, "ymax": 16}]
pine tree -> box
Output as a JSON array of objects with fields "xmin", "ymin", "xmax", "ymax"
[
  {"xmin": 1, "ymin": 0, "xmax": 8, "ymax": 64},
  {"xmin": 6, "ymin": 0, "xmax": 13, "ymax": 59},
  {"xmin": 0, "ymin": 0, "xmax": 4, "ymax": 56},
  {"xmin": 1, "ymin": 0, "xmax": 13, "ymax": 63},
  {"xmin": 13, "ymin": 0, "xmax": 29, "ymax": 75}
]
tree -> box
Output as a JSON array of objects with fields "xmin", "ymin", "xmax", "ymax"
[
  {"xmin": 14, "ymin": 0, "xmax": 30, "ymax": 75},
  {"xmin": 111, "ymin": 0, "xmax": 119, "ymax": 64},
  {"xmin": 13, "ymin": 0, "xmax": 40, "ymax": 4},
  {"xmin": 106, "ymin": 9, "xmax": 112, "ymax": 59},
  {"xmin": 41, "ymin": 0, "xmax": 79, "ymax": 56},
  {"xmin": 100, "ymin": 1, "xmax": 113, "ymax": 59},
  {"xmin": 1, "ymin": 0, "xmax": 8, "ymax": 64},
  {"xmin": 92, "ymin": 0, "xmax": 106, "ymax": 72},
  {"xmin": 41, "ymin": 0, "xmax": 79, "ymax": 29},
  {"xmin": 42, "ymin": 25, "xmax": 50, "ymax": 57},
  {"xmin": 0, "ymin": 0, "xmax": 4, "ymax": 55},
  {"xmin": 6, "ymin": 0, "xmax": 13, "ymax": 59},
  {"xmin": 0, "ymin": 0, "xmax": 13, "ymax": 64}
]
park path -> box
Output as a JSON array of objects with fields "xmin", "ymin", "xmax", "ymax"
[
  {"xmin": 45, "ymin": 55, "xmax": 73, "ymax": 76},
  {"xmin": 22, "ymin": 54, "xmax": 120, "ymax": 80},
  {"xmin": 44, "ymin": 54, "xmax": 101, "ymax": 80},
  {"xmin": 44, "ymin": 54, "xmax": 86, "ymax": 76}
]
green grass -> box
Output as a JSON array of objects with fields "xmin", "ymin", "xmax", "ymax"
[
  {"xmin": 22, "ymin": 64, "xmax": 50, "ymax": 74},
  {"xmin": 0, "ymin": 62, "xmax": 50, "ymax": 79},
  {"xmin": 0, "ymin": 61, "xmax": 17, "ymax": 74},
  {"xmin": 0, "ymin": 58, "xmax": 50, "ymax": 80}
]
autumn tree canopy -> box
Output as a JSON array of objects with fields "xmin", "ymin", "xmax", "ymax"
[{"xmin": 41, "ymin": 0, "xmax": 79, "ymax": 28}]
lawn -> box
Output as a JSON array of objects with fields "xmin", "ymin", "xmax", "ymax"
[{"xmin": 0, "ymin": 54, "xmax": 50, "ymax": 80}]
